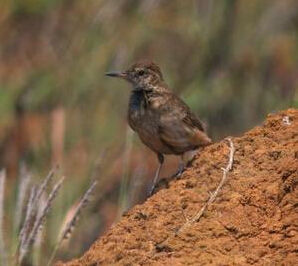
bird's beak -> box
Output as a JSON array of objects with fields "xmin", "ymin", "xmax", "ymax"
[{"xmin": 105, "ymin": 71, "xmax": 127, "ymax": 79}]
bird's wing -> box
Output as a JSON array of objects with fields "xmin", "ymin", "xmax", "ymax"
[{"xmin": 158, "ymin": 94, "xmax": 211, "ymax": 153}]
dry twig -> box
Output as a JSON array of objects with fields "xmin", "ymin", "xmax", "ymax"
[{"xmin": 158, "ymin": 138, "xmax": 235, "ymax": 248}]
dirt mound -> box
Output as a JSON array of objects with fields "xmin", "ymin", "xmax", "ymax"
[{"xmin": 58, "ymin": 109, "xmax": 298, "ymax": 265}]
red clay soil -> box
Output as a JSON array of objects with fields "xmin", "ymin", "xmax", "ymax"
[{"xmin": 58, "ymin": 108, "xmax": 298, "ymax": 266}]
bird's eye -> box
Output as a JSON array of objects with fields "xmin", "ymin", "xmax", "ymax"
[{"xmin": 138, "ymin": 70, "xmax": 145, "ymax": 76}]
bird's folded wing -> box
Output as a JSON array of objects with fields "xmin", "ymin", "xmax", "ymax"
[
  {"xmin": 158, "ymin": 115, "xmax": 211, "ymax": 153},
  {"xmin": 159, "ymin": 123, "xmax": 211, "ymax": 151},
  {"xmin": 157, "ymin": 93, "xmax": 211, "ymax": 152}
]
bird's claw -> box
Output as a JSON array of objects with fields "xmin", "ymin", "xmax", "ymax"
[
  {"xmin": 149, "ymin": 185, "xmax": 155, "ymax": 196},
  {"xmin": 172, "ymin": 164, "xmax": 185, "ymax": 178}
]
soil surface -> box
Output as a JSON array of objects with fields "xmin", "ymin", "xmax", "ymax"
[{"xmin": 58, "ymin": 109, "xmax": 298, "ymax": 265}]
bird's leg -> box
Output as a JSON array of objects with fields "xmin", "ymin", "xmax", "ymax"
[
  {"xmin": 172, "ymin": 150, "xmax": 197, "ymax": 178},
  {"xmin": 172, "ymin": 160, "xmax": 185, "ymax": 178},
  {"xmin": 149, "ymin": 153, "xmax": 164, "ymax": 196}
]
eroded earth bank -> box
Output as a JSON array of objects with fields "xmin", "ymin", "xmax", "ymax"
[{"xmin": 58, "ymin": 109, "xmax": 297, "ymax": 265}]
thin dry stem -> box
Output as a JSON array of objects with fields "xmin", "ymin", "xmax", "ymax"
[
  {"xmin": 158, "ymin": 138, "xmax": 235, "ymax": 248},
  {"xmin": 34, "ymin": 194, "xmax": 47, "ymax": 247},
  {"xmin": 0, "ymin": 169, "xmax": 7, "ymax": 266},
  {"xmin": 18, "ymin": 176, "xmax": 64, "ymax": 265},
  {"xmin": 47, "ymin": 181, "xmax": 97, "ymax": 266},
  {"xmin": 35, "ymin": 168, "xmax": 56, "ymax": 204},
  {"xmin": 15, "ymin": 163, "xmax": 32, "ymax": 234},
  {"xmin": 18, "ymin": 185, "xmax": 37, "ymax": 254},
  {"xmin": 18, "ymin": 168, "xmax": 56, "ymax": 257},
  {"xmin": 176, "ymin": 138, "xmax": 235, "ymax": 234},
  {"xmin": 61, "ymin": 180, "xmax": 97, "ymax": 240},
  {"xmin": 29, "ymin": 177, "xmax": 65, "ymax": 245}
]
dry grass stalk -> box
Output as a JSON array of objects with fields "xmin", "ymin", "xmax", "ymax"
[
  {"xmin": 32, "ymin": 194, "xmax": 47, "ymax": 265},
  {"xmin": 0, "ymin": 169, "xmax": 7, "ymax": 266},
  {"xmin": 14, "ymin": 163, "xmax": 32, "ymax": 234},
  {"xmin": 34, "ymin": 194, "xmax": 47, "ymax": 247},
  {"xmin": 35, "ymin": 168, "xmax": 56, "ymax": 204},
  {"xmin": 47, "ymin": 180, "xmax": 97, "ymax": 266},
  {"xmin": 28, "ymin": 177, "xmax": 64, "ymax": 248},
  {"xmin": 18, "ymin": 185, "xmax": 37, "ymax": 255},
  {"xmin": 60, "ymin": 180, "xmax": 97, "ymax": 241},
  {"xmin": 18, "ymin": 167, "xmax": 56, "ymax": 251},
  {"xmin": 18, "ymin": 176, "xmax": 65, "ymax": 265}
]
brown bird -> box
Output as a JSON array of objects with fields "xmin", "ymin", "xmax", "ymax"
[{"xmin": 106, "ymin": 60, "xmax": 211, "ymax": 194}]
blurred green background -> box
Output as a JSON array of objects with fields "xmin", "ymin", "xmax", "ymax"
[{"xmin": 0, "ymin": 0, "xmax": 297, "ymax": 264}]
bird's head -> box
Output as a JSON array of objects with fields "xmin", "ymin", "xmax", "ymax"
[{"xmin": 106, "ymin": 60, "xmax": 164, "ymax": 89}]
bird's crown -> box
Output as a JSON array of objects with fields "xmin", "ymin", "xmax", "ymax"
[
  {"xmin": 106, "ymin": 60, "xmax": 164, "ymax": 89},
  {"xmin": 128, "ymin": 60, "xmax": 163, "ymax": 80}
]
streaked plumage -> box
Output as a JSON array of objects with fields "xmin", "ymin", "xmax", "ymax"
[{"xmin": 106, "ymin": 60, "xmax": 211, "ymax": 194}]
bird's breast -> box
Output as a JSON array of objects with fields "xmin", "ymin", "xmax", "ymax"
[
  {"xmin": 128, "ymin": 90, "xmax": 164, "ymax": 130},
  {"xmin": 128, "ymin": 90, "xmax": 146, "ymax": 130},
  {"xmin": 127, "ymin": 91, "xmax": 173, "ymax": 154}
]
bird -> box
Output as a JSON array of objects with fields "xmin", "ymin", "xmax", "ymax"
[{"xmin": 106, "ymin": 60, "xmax": 212, "ymax": 195}]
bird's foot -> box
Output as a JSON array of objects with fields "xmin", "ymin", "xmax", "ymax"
[
  {"xmin": 149, "ymin": 184, "xmax": 156, "ymax": 196},
  {"xmin": 148, "ymin": 178, "xmax": 169, "ymax": 196},
  {"xmin": 172, "ymin": 163, "xmax": 185, "ymax": 179}
]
